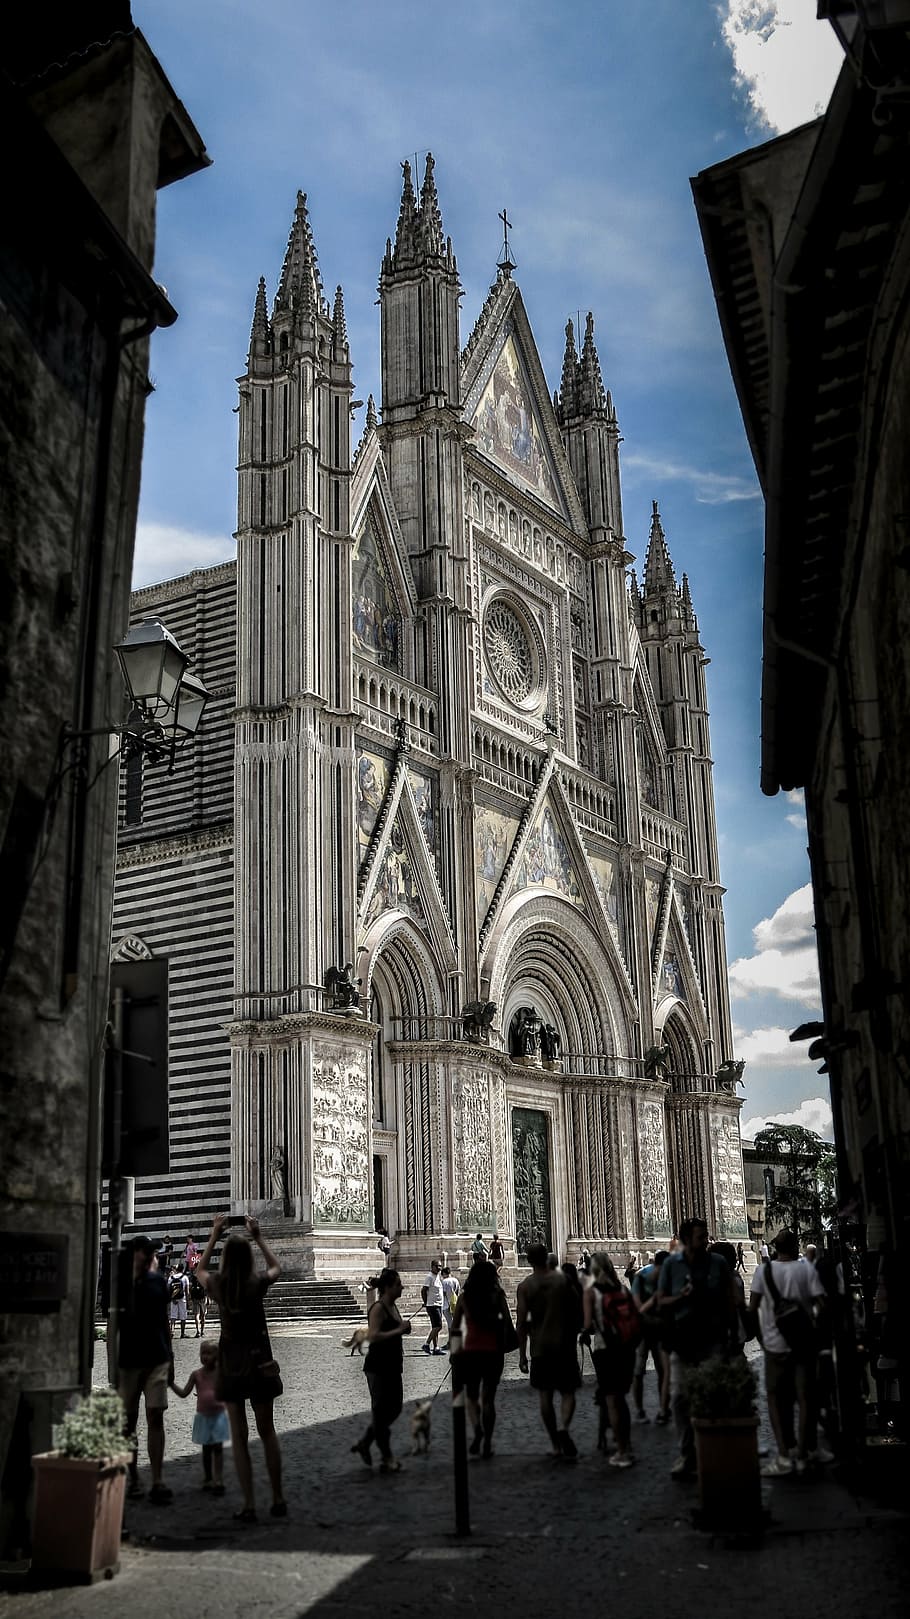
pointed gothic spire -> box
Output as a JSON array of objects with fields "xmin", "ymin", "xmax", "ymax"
[
  {"xmin": 248, "ymin": 275, "xmax": 270, "ymax": 357},
  {"xmin": 629, "ymin": 567, "xmax": 641, "ymax": 611},
  {"xmin": 578, "ymin": 311, "xmax": 608, "ymax": 416},
  {"xmin": 644, "ymin": 499, "xmax": 677, "ymax": 593},
  {"xmin": 365, "ymin": 394, "xmax": 378, "ymax": 430},
  {"xmin": 680, "ymin": 572, "xmax": 698, "ymax": 631},
  {"xmin": 391, "ymin": 159, "xmax": 419, "ymax": 267},
  {"xmin": 332, "ymin": 284, "xmax": 347, "ymax": 346},
  {"xmin": 418, "ymin": 152, "xmax": 444, "ymax": 256},
  {"xmin": 558, "ymin": 318, "xmax": 579, "ymax": 421},
  {"xmin": 274, "ymin": 191, "xmax": 324, "ymax": 321}
]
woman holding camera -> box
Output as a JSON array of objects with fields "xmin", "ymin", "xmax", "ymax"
[{"xmin": 196, "ymin": 1214, "xmax": 286, "ymax": 1521}]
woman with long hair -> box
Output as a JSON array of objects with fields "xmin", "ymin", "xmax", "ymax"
[
  {"xmin": 351, "ymin": 1268, "xmax": 411, "ymax": 1472},
  {"xmin": 583, "ymin": 1252, "xmax": 638, "ymax": 1469},
  {"xmin": 450, "ymin": 1258, "xmax": 515, "ymax": 1458},
  {"xmin": 196, "ymin": 1214, "xmax": 286, "ymax": 1520}
]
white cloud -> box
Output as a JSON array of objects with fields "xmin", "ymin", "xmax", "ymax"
[
  {"xmin": 732, "ymin": 1024, "xmax": 806, "ymax": 1067},
  {"xmin": 132, "ymin": 523, "xmax": 233, "ymax": 590},
  {"xmin": 621, "ymin": 452, "xmax": 761, "ymax": 506},
  {"xmin": 742, "ymin": 1095, "xmax": 834, "ymax": 1141},
  {"xmin": 728, "ymin": 883, "xmax": 822, "ymax": 1002},
  {"xmin": 753, "ymin": 881, "xmax": 814, "ymax": 951},
  {"xmin": 784, "ymin": 787, "xmax": 807, "ymax": 832},
  {"xmin": 720, "ymin": 1, "xmax": 843, "ymax": 135}
]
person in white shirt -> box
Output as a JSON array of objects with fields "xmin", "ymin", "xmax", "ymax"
[
  {"xmin": 440, "ymin": 1267, "xmax": 460, "ymax": 1339},
  {"xmin": 750, "ymin": 1228, "xmax": 828, "ymax": 1476},
  {"xmin": 421, "ymin": 1259, "xmax": 446, "ymax": 1355}
]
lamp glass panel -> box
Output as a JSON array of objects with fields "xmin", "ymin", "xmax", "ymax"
[{"xmin": 173, "ymin": 671, "xmax": 209, "ymax": 737}]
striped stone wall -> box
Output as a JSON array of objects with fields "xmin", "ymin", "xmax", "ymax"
[{"xmin": 110, "ymin": 561, "xmax": 236, "ymax": 1238}]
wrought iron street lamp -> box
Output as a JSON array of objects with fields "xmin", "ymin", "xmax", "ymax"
[{"xmin": 113, "ymin": 618, "xmax": 208, "ymax": 768}]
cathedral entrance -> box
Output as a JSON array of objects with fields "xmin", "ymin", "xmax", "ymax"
[{"xmin": 511, "ymin": 1107, "xmax": 552, "ymax": 1259}]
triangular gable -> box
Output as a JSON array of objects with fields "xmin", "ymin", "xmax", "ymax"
[
  {"xmin": 462, "ymin": 280, "xmax": 587, "ymax": 535},
  {"xmin": 479, "ymin": 768, "xmax": 637, "ymax": 1006},
  {"xmin": 350, "ymin": 457, "xmax": 417, "ymax": 672},
  {"xmin": 654, "ymin": 898, "xmax": 707, "ymax": 1021},
  {"xmin": 511, "ymin": 788, "xmax": 586, "ymax": 910},
  {"xmin": 358, "ymin": 767, "xmax": 457, "ymax": 970}
]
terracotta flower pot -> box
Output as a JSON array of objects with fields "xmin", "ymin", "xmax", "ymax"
[
  {"xmin": 31, "ymin": 1452, "xmax": 130, "ymax": 1582},
  {"xmin": 692, "ymin": 1415, "xmax": 761, "ymax": 1526}
]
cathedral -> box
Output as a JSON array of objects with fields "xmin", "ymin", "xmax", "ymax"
[{"xmin": 113, "ymin": 156, "xmax": 747, "ymax": 1273}]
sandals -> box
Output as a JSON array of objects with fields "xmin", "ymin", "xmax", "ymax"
[
  {"xmin": 351, "ymin": 1440, "xmax": 372, "ymax": 1468},
  {"xmin": 148, "ymin": 1483, "xmax": 173, "ymax": 1505},
  {"xmin": 270, "ymin": 1501, "xmax": 288, "ymax": 1518},
  {"xmin": 232, "ymin": 1507, "xmax": 257, "ymax": 1522},
  {"xmin": 379, "ymin": 1457, "xmax": 402, "ymax": 1474}
]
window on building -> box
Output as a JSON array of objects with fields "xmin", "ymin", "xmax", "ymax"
[{"xmin": 124, "ymin": 750, "xmax": 142, "ymax": 826}]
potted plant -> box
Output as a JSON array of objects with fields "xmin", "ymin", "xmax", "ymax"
[
  {"xmin": 31, "ymin": 1387, "xmax": 132, "ymax": 1582},
  {"xmin": 686, "ymin": 1354, "xmax": 761, "ymax": 1527}
]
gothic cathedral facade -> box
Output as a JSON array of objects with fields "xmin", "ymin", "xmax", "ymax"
[{"xmin": 113, "ymin": 158, "xmax": 747, "ymax": 1269}]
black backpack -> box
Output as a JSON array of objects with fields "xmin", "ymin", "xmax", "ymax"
[{"xmin": 169, "ymin": 1276, "xmax": 184, "ymax": 1302}]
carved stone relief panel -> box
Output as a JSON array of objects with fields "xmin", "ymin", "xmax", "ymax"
[
  {"xmin": 709, "ymin": 1108, "xmax": 748, "ymax": 1238},
  {"xmin": 637, "ymin": 1099, "xmax": 670, "ymax": 1238},
  {"xmin": 452, "ymin": 1066, "xmax": 495, "ymax": 1231},
  {"xmin": 311, "ymin": 1038, "xmax": 370, "ymax": 1227}
]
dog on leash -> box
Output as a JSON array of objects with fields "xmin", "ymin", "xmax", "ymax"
[
  {"xmin": 342, "ymin": 1325, "xmax": 370, "ymax": 1356},
  {"xmin": 410, "ymin": 1399, "xmax": 433, "ymax": 1455}
]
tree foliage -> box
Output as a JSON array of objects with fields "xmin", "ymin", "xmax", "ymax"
[{"xmin": 752, "ymin": 1123, "xmax": 837, "ymax": 1241}]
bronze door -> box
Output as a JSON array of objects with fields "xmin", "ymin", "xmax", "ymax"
[{"xmin": 512, "ymin": 1107, "xmax": 552, "ymax": 1259}]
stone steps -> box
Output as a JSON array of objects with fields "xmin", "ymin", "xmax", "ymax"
[{"xmin": 262, "ymin": 1279, "xmax": 363, "ymax": 1324}]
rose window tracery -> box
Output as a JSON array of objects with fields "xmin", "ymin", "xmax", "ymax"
[{"xmin": 483, "ymin": 599, "xmax": 543, "ymax": 707}]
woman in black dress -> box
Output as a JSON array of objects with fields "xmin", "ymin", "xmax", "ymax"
[
  {"xmin": 197, "ymin": 1214, "xmax": 286, "ymax": 1520},
  {"xmin": 351, "ymin": 1268, "xmax": 411, "ymax": 1472}
]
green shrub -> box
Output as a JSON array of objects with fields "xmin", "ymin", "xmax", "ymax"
[
  {"xmin": 54, "ymin": 1388, "xmax": 133, "ymax": 1459},
  {"xmin": 685, "ymin": 1354, "xmax": 757, "ymax": 1420}
]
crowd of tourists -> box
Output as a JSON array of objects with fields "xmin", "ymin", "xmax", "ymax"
[
  {"xmin": 352, "ymin": 1219, "xmax": 839, "ymax": 1476},
  {"xmin": 115, "ymin": 1212, "xmax": 839, "ymax": 1509}
]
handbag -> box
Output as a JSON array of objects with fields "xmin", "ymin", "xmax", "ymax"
[
  {"xmin": 762, "ymin": 1261, "xmax": 816, "ymax": 1359},
  {"xmin": 495, "ymin": 1295, "xmax": 519, "ymax": 1353}
]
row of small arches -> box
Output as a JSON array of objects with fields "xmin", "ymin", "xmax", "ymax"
[{"xmin": 356, "ymin": 669, "xmax": 436, "ymax": 736}]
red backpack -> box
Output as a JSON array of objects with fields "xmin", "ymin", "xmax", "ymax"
[{"xmin": 599, "ymin": 1287, "xmax": 642, "ymax": 1347}]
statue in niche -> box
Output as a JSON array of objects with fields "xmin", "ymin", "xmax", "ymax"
[
  {"xmin": 510, "ymin": 1006, "xmax": 541, "ymax": 1064},
  {"xmin": 540, "ymin": 1024, "xmax": 562, "ymax": 1069},
  {"xmin": 324, "ymin": 962, "xmax": 362, "ymax": 1012},
  {"xmin": 269, "ymin": 1144, "xmax": 290, "ymax": 1216},
  {"xmin": 462, "ymin": 1001, "xmax": 497, "ymax": 1044}
]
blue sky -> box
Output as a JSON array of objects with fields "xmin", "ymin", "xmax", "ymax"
[{"xmin": 132, "ymin": 1, "xmax": 844, "ymax": 1138}]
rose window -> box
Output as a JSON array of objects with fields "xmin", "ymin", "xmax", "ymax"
[{"xmin": 483, "ymin": 599, "xmax": 544, "ymax": 708}]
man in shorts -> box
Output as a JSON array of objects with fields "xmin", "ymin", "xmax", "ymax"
[
  {"xmin": 516, "ymin": 1242, "xmax": 581, "ymax": 1458},
  {"xmin": 421, "ymin": 1259, "xmax": 446, "ymax": 1355},
  {"xmin": 118, "ymin": 1234, "xmax": 174, "ymax": 1503}
]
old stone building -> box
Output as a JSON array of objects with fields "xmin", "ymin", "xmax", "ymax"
[
  {"xmin": 116, "ymin": 158, "xmax": 747, "ymax": 1271},
  {"xmin": 694, "ymin": 5, "xmax": 910, "ymax": 1370},
  {"xmin": 0, "ymin": 4, "xmax": 207, "ymax": 1551}
]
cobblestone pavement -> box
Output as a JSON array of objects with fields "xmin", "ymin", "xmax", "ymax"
[{"xmin": 1, "ymin": 1329, "xmax": 907, "ymax": 1619}]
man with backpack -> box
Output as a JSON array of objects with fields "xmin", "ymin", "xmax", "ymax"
[
  {"xmin": 657, "ymin": 1216, "xmax": 737, "ymax": 1478},
  {"xmin": 167, "ymin": 1263, "xmax": 190, "ymax": 1340},
  {"xmin": 749, "ymin": 1227, "xmax": 828, "ymax": 1475},
  {"xmin": 516, "ymin": 1243, "xmax": 581, "ymax": 1459}
]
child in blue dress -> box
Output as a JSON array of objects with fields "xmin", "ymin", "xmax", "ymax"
[{"xmin": 173, "ymin": 1339, "xmax": 229, "ymax": 1493}]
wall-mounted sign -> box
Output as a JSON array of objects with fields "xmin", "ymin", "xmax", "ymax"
[{"xmin": 0, "ymin": 1233, "xmax": 69, "ymax": 1305}]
